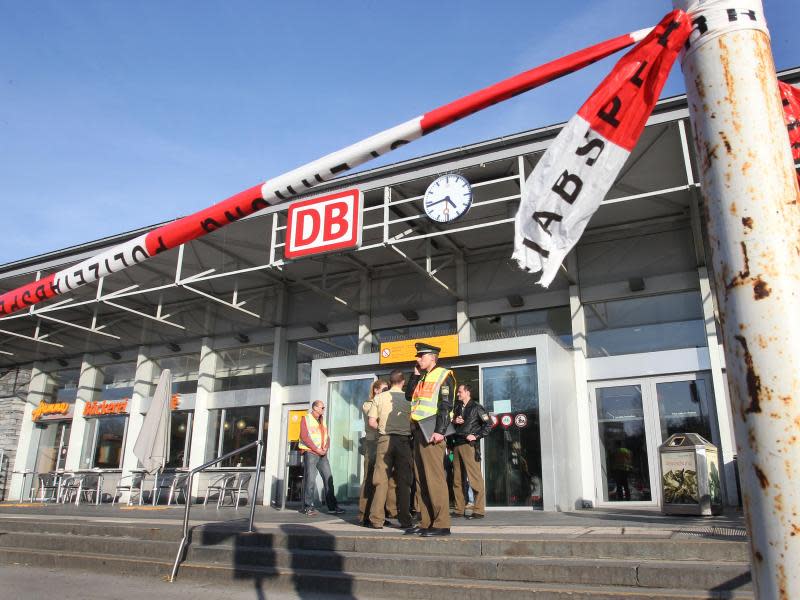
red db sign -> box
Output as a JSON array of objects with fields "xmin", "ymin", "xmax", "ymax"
[{"xmin": 285, "ymin": 189, "xmax": 362, "ymax": 259}]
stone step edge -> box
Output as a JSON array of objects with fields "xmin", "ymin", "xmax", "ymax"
[
  {"xmin": 0, "ymin": 534, "xmax": 752, "ymax": 571},
  {"xmin": 0, "ymin": 529, "xmax": 750, "ymax": 564},
  {"xmin": 0, "ymin": 519, "xmax": 750, "ymax": 547},
  {"xmin": 0, "ymin": 546, "xmax": 753, "ymax": 600}
]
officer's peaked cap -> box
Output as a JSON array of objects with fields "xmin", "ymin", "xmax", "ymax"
[{"xmin": 415, "ymin": 342, "xmax": 441, "ymax": 356}]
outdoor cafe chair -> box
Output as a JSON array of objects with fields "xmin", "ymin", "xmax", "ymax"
[
  {"xmin": 75, "ymin": 473, "xmax": 101, "ymax": 505},
  {"xmin": 31, "ymin": 473, "xmax": 59, "ymax": 502},
  {"xmin": 154, "ymin": 472, "xmax": 189, "ymax": 505},
  {"xmin": 112, "ymin": 473, "xmax": 145, "ymax": 506},
  {"xmin": 218, "ymin": 472, "xmax": 252, "ymax": 509},
  {"xmin": 203, "ymin": 473, "xmax": 235, "ymax": 508},
  {"xmin": 58, "ymin": 474, "xmax": 83, "ymax": 504}
]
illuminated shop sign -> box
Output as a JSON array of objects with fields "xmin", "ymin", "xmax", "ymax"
[
  {"xmin": 31, "ymin": 401, "xmax": 72, "ymax": 422},
  {"xmin": 83, "ymin": 399, "xmax": 129, "ymax": 416}
]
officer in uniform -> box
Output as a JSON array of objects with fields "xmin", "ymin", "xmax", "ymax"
[
  {"xmin": 451, "ymin": 383, "xmax": 492, "ymax": 519},
  {"xmin": 405, "ymin": 342, "xmax": 456, "ymax": 537}
]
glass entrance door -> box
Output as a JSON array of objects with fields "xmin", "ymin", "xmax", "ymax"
[
  {"xmin": 327, "ymin": 376, "xmax": 374, "ymax": 503},
  {"xmin": 591, "ymin": 373, "xmax": 717, "ymax": 506},
  {"xmin": 480, "ymin": 362, "xmax": 543, "ymax": 509},
  {"xmin": 35, "ymin": 421, "xmax": 71, "ymax": 474}
]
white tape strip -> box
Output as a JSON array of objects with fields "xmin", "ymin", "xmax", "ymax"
[{"xmin": 680, "ymin": 0, "xmax": 769, "ymax": 60}]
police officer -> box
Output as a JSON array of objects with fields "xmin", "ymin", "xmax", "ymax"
[
  {"xmin": 405, "ymin": 342, "xmax": 456, "ymax": 537},
  {"xmin": 451, "ymin": 383, "xmax": 492, "ymax": 519}
]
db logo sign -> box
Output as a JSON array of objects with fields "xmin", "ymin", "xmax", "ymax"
[{"xmin": 285, "ymin": 189, "xmax": 362, "ymax": 259}]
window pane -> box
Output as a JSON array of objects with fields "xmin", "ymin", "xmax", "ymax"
[
  {"xmin": 102, "ymin": 362, "xmax": 136, "ymax": 400},
  {"xmin": 166, "ymin": 411, "xmax": 191, "ymax": 468},
  {"xmin": 595, "ymin": 385, "xmax": 651, "ymax": 502},
  {"xmin": 219, "ymin": 406, "xmax": 263, "ymax": 467},
  {"xmin": 657, "ymin": 379, "xmax": 713, "ymax": 442},
  {"xmin": 585, "ymin": 291, "xmax": 706, "ymax": 357},
  {"xmin": 79, "ymin": 420, "xmax": 97, "ymax": 469},
  {"xmin": 206, "ymin": 410, "xmax": 222, "ymax": 462},
  {"xmin": 473, "ymin": 307, "xmax": 571, "ymax": 346},
  {"xmin": 92, "ymin": 416, "xmax": 127, "ymax": 469}
]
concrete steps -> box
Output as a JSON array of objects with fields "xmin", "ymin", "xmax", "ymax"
[{"xmin": 0, "ymin": 517, "xmax": 753, "ymax": 599}]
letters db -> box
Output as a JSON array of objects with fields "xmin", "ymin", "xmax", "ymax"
[{"xmin": 285, "ymin": 189, "xmax": 363, "ymax": 259}]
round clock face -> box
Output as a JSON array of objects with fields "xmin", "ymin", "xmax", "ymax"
[{"xmin": 423, "ymin": 174, "xmax": 472, "ymax": 223}]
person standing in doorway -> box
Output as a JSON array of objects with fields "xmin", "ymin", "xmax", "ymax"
[
  {"xmin": 299, "ymin": 400, "xmax": 345, "ymax": 516},
  {"xmin": 451, "ymin": 383, "xmax": 492, "ymax": 519},
  {"xmin": 358, "ymin": 379, "xmax": 388, "ymax": 525},
  {"xmin": 367, "ymin": 369, "xmax": 413, "ymax": 529},
  {"xmin": 610, "ymin": 440, "xmax": 633, "ymax": 501},
  {"xmin": 405, "ymin": 342, "xmax": 456, "ymax": 537}
]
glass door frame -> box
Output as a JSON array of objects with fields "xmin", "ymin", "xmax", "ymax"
[
  {"xmin": 589, "ymin": 371, "xmax": 717, "ymax": 508},
  {"xmin": 477, "ymin": 355, "xmax": 541, "ymax": 511},
  {"xmin": 277, "ymin": 401, "xmax": 312, "ymax": 509},
  {"xmin": 324, "ymin": 373, "xmax": 378, "ymax": 503}
]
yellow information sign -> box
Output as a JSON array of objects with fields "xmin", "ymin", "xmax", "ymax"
[
  {"xmin": 287, "ymin": 409, "xmax": 306, "ymax": 442},
  {"xmin": 379, "ymin": 334, "xmax": 459, "ymax": 365}
]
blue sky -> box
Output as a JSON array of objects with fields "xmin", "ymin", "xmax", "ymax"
[{"xmin": 1, "ymin": 1, "xmax": 797, "ymax": 265}]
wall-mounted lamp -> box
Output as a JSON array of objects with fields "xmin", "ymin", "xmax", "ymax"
[
  {"xmin": 109, "ymin": 351, "xmax": 122, "ymax": 360},
  {"xmin": 57, "ymin": 358, "xmax": 69, "ymax": 367},
  {"xmin": 167, "ymin": 342, "xmax": 181, "ymax": 353},
  {"xmin": 402, "ymin": 310, "xmax": 419, "ymax": 322},
  {"xmin": 507, "ymin": 294, "xmax": 524, "ymax": 308},
  {"xmin": 312, "ymin": 322, "xmax": 329, "ymax": 334},
  {"xmin": 628, "ymin": 277, "xmax": 645, "ymax": 292},
  {"xmin": 235, "ymin": 333, "xmax": 250, "ymax": 344}
]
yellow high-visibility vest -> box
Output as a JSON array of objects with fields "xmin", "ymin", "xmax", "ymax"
[
  {"xmin": 410, "ymin": 366, "xmax": 453, "ymax": 422},
  {"xmin": 298, "ymin": 411, "xmax": 328, "ymax": 451}
]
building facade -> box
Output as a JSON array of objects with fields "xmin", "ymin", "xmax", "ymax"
[{"xmin": 2, "ymin": 69, "xmax": 798, "ymax": 511}]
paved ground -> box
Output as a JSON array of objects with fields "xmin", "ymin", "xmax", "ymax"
[{"xmin": 0, "ymin": 564, "xmax": 355, "ymax": 600}]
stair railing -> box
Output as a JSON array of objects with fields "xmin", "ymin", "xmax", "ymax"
[{"xmin": 169, "ymin": 432, "xmax": 264, "ymax": 582}]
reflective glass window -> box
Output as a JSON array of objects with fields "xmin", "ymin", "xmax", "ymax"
[{"xmin": 585, "ymin": 291, "xmax": 706, "ymax": 357}]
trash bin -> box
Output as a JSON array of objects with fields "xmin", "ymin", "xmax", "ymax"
[{"xmin": 659, "ymin": 433, "xmax": 723, "ymax": 516}]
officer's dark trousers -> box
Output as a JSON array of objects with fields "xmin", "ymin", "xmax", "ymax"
[
  {"xmin": 357, "ymin": 438, "xmax": 377, "ymax": 522},
  {"xmin": 370, "ymin": 434, "xmax": 413, "ymax": 528},
  {"xmin": 412, "ymin": 423, "xmax": 451, "ymax": 529}
]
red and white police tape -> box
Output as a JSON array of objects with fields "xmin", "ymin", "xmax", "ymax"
[
  {"xmin": 512, "ymin": 10, "xmax": 691, "ymax": 287},
  {"xmin": 0, "ymin": 23, "xmax": 656, "ymax": 318}
]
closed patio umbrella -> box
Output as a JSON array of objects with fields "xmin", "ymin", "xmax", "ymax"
[{"xmin": 133, "ymin": 369, "xmax": 172, "ymax": 475}]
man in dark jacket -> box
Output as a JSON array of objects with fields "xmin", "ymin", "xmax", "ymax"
[{"xmin": 451, "ymin": 383, "xmax": 492, "ymax": 519}]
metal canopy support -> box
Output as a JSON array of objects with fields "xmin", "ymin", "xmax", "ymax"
[
  {"xmin": 0, "ymin": 326, "xmax": 64, "ymax": 348},
  {"xmin": 102, "ymin": 299, "xmax": 185, "ymax": 330},
  {"xmin": 674, "ymin": 1, "xmax": 800, "ymax": 596},
  {"xmin": 389, "ymin": 245, "xmax": 458, "ymax": 298}
]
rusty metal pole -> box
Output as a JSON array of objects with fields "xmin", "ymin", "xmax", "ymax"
[{"xmin": 673, "ymin": 1, "xmax": 800, "ymax": 597}]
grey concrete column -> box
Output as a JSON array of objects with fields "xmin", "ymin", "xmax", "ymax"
[
  {"xmin": 698, "ymin": 267, "xmax": 738, "ymax": 506},
  {"xmin": 265, "ymin": 285, "xmax": 289, "ymax": 506},
  {"xmin": 455, "ymin": 257, "xmax": 472, "ymax": 344},
  {"xmin": 8, "ymin": 363, "xmax": 53, "ymax": 500},
  {"xmin": 568, "ymin": 276, "xmax": 595, "ymax": 506},
  {"xmin": 121, "ymin": 347, "xmax": 158, "ymax": 475},
  {"xmin": 188, "ymin": 338, "xmax": 218, "ymax": 498},
  {"xmin": 357, "ymin": 273, "xmax": 374, "ymax": 354},
  {"xmin": 64, "ymin": 357, "xmax": 103, "ymax": 471}
]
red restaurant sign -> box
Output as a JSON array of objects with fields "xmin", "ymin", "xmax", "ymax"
[{"xmin": 83, "ymin": 399, "xmax": 129, "ymax": 416}]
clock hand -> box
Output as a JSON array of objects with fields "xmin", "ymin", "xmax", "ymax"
[
  {"xmin": 445, "ymin": 196, "xmax": 457, "ymax": 208},
  {"xmin": 426, "ymin": 196, "xmax": 451, "ymax": 207}
]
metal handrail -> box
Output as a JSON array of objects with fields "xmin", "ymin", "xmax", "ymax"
[{"xmin": 169, "ymin": 432, "xmax": 264, "ymax": 582}]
